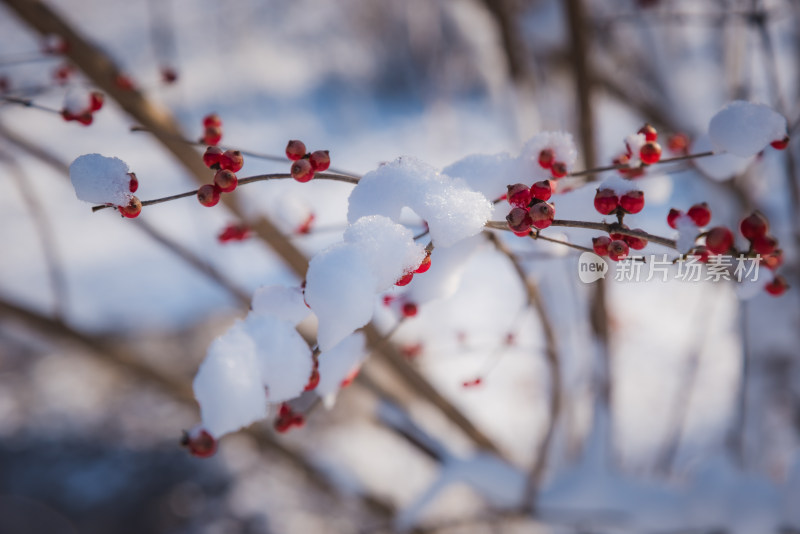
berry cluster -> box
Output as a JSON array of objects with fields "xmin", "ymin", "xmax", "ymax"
[
  {"xmin": 198, "ymin": 146, "xmax": 244, "ymax": 207},
  {"xmin": 738, "ymin": 212, "xmax": 787, "ymax": 295},
  {"xmin": 180, "ymin": 425, "xmax": 217, "ymax": 458},
  {"xmin": 274, "ymin": 403, "xmax": 305, "ymax": 433},
  {"xmin": 394, "ymin": 250, "xmax": 432, "ymax": 287},
  {"xmin": 613, "ymin": 123, "xmax": 663, "ymax": 178},
  {"xmin": 537, "ymin": 147, "xmax": 570, "ymax": 179},
  {"xmin": 61, "ymin": 90, "xmax": 104, "ymax": 125},
  {"xmin": 504, "ymin": 181, "xmax": 556, "ymax": 236},
  {"xmin": 592, "ymin": 226, "xmax": 647, "ymax": 262},
  {"xmin": 668, "ymin": 202, "xmax": 712, "ymax": 229},
  {"xmin": 285, "ymin": 140, "xmax": 330, "ymax": 182},
  {"xmin": 200, "ymin": 113, "xmax": 222, "ymax": 146},
  {"xmin": 218, "ymin": 223, "xmax": 251, "ymax": 243},
  {"xmin": 594, "ymin": 187, "xmax": 644, "ymax": 217}
]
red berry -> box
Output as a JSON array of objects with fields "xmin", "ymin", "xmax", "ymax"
[
  {"xmin": 550, "ymin": 161, "xmax": 568, "ymax": 179},
  {"xmin": 291, "ymin": 159, "xmax": 315, "ymax": 183},
  {"xmin": 667, "ymin": 133, "xmax": 689, "ymax": 153},
  {"xmin": 128, "ymin": 172, "xmax": 138, "ymax": 193},
  {"xmin": 667, "ymin": 208, "xmax": 683, "ymax": 229},
  {"xmin": 624, "ymin": 230, "xmax": 648, "ymax": 250},
  {"xmin": 197, "ymin": 184, "xmax": 221, "ymax": 207},
  {"xmin": 278, "ymin": 403, "xmax": 292, "ymax": 418},
  {"xmin": 214, "ymin": 169, "xmax": 238, "ymax": 193},
  {"xmin": 203, "ymin": 113, "xmax": 222, "ymax": 129},
  {"xmin": 402, "ymin": 302, "xmax": 418, "ymax": 317},
  {"xmin": 506, "ymin": 207, "xmax": 532, "ymax": 233},
  {"xmin": 274, "ymin": 417, "xmax": 293, "ymax": 433},
  {"xmin": 751, "ymin": 234, "xmax": 778, "ymax": 255},
  {"xmin": 765, "ymin": 276, "xmax": 789, "ymax": 297},
  {"xmin": 592, "ymin": 235, "xmax": 611, "ymax": 256},
  {"xmin": 114, "ymin": 74, "xmax": 135, "ymax": 91},
  {"xmin": 594, "ymin": 189, "xmax": 619, "ymax": 215},
  {"xmin": 309, "ymin": 150, "xmax": 330, "ymax": 172},
  {"xmin": 76, "ymin": 112, "xmax": 93, "ymax": 126},
  {"xmin": 619, "ymin": 190, "xmax": 645, "ymax": 214},
  {"xmin": 181, "ymin": 426, "xmax": 217, "ymax": 458},
  {"xmin": 691, "ymin": 246, "xmax": 710, "ymax": 263},
  {"xmin": 763, "ymin": 249, "xmax": 783, "ymax": 270},
  {"xmin": 395, "ymin": 272, "xmax": 414, "ymax": 286},
  {"xmin": 530, "ymin": 180, "xmax": 553, "ymax": 201},
  {"xmin": 415, "ymin": 253, "xmax": 432, "ymax": 274},
  {"xmin": 53, "ymin": 63, "xmax": 73, "ymax": 84},
  {"xmin": 296, "ymin": 213, "xmax": 315, "ymax": 235},
  {"xmin": 304, "ymin": 368, "xmax": 320, "ymax": 391},
  {"xmin": 340, "ymin": 367, "xmax": 360, "ymax": 388},
  {"xmin": 687, "ymin": 202, "xmax": 711, "ymax": 227},
  {"xmin": 538, "ymin": 148, "xmax": 555, "ymax": 169},
  {"xmin": 202, "ymin": 126, "xmax": 222, "ymax": 146},
  {"xmin": 770, "ymin": 136, "xmax": 790, "ymax": 150},
  {"xmin": 507, "ymin": 183, "xmax": 532, "ymax": 208},
  {"xmin": 219, "ymin": 150, "xmax": 243, "ymax": 173},
  {"xmin": 218, "ymin": 223, "xmax": 250, "ymax": 243},
  {"xmin": 118, "ymin": 196, "xmax": 142, "ymax": 218},
  {"xmin": 639, "ymin": 141, "xmax": 662, "ymax": 165},
  {"xmin": 286, "ymin": 140, "xmax": 307, "ymax": 161},
  {"xmin": 529, "ymin": 202, "xmax": 555, "ymax": 230},
  {"xmin": 161, "ymin": 67, "xmax": 178, "ymax": 84},
  {"xmin": 638, "ymin": 123, "xmax": 658, "ymax": 142},
  {"xmin": 89, "ymin": 91, "xmax": 104, "ymax": 112},
  {"xmin": 739, "ymin": 212, "xmax": 769, "ymax": 240},
  {"xmin": 705, "ymin": 226, "xmax": 734, "ymax": 255},
  {"xmin": 607, "ymin": 240, "xmax": 630, "ymax": 262},
  {"xmin": 462, "ymin": 378, "xmax": 483, "ymax": 388},
  {"xmin": 203, "ymin": 146, "xmax": 224, "ymax": 169}
]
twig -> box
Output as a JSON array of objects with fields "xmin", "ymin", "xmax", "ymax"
[
  {"xmin": 485, "ymin": 220, "xmax": 678, "ymax": 250},
  {"xmin": 0, "ymin": 94, "xmax": 62, "ymax": 114}
]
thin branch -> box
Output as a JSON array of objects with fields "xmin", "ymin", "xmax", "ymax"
[
  {"xmin": 0, "ymin": 94, "xmax": 62, "ymax": 114},
  {"xmin": 485, "ymin": 220, "xmax": 679, "ymax": 250}
]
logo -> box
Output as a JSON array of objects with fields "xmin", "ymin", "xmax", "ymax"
[{"xmin": 578, "ymin": 252, "xmax": 608, "ymax": 283}]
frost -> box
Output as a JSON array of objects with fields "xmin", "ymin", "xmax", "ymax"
[
  {"xmin": 708, "ymin": 101, "xmax": 787, "ymax": 157},
  {"xmin": 69, "ymin": 154, "xmax": 133, "ymax": 206},
  {"xmin": 675, "ymin": 215, "xmax": 698, "ymax": 253},
  {"xmin": 316, "ymin": 332, "xmax": 367, "ymax": 399},
  {"xmin": 251, "ymin": 285, "xmax": 310, "ymax": 326},
  {"xmin": 192, "ymin": 322, "xmax": 266, "ymax": 437}
]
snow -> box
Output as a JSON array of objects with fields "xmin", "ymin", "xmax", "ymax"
[
  {"xmin": 404, "ymin": 235, "xmax": 485, "ymax": 305},
  {"xmin": 68, "ymin": 154, "xmax": 134, "ymax": 206},
  {"xmin": 316, "ymin": 332, "xmax": 367, "ymax": 400},
  {"xmin": 708, "ymin": 101, "xmax": 787, "ymax": 157},
  {"xmin": 442, "ymin": 152, "xmax": 521, "ymax": 200},
  {"xmin": 251, "ymin": 285, "xmax": 310, "ymax": 326},
  {"xmin": 624, "ymin": 132, "xmax": 647, "ymax": 166},
  {"xmin": 692, "ymin": 134, "xmax": 753, "ymax": 181},
  {"xmin": 63, "ymin": 88, "xmax": 92, "ymax": 115},
  {"xmin": 675, "ymin": 215, "xmax": 698, "ymax": 253},
  {"xmin": 519, "ymin": 131, "xmax": 578, "ymax": 178},
  {"xmin": 599, "ymin": 174, "xmax": 641, "ymax": 196}
]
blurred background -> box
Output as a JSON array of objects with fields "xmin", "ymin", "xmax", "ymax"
[{"xmin": 1, "ymin": 0, "xmax": 799, "ymax": 532}]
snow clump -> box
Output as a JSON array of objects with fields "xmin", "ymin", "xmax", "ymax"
[
  {"xmin": 708, "ymin": 101, "xmax": 787, "ymax": 157},
  {"xmin": 69, "ymin": 154, "xmax": 134, "ymax": 206}
]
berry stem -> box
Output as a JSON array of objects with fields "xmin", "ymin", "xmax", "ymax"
[
  {"xmin": 90, "ymin": 171, "xmax": 360, "ymax": 212},
  {"xmin": 0, "ymin": 94, "xmax": 63, "ymax": 115},
  {"xmin": 566, "ymin": 150, "xmax": 715, "ymax": 180}
]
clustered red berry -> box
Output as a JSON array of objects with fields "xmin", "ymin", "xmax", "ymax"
[
  {"xmin": 592, "ymin": 224, "xmax": 648, "ymax": 262},
  {"xmin": 536, "ymin": 147, "xmax": 569, "ymax": 180},
  {"xmin": 285, "ymin": 140, "xmax": 331, "ymax": 183},
  {"xmin": 198, "ymin": 144, "xmax": 244, "ymax": 207},
  {"xmin": 115, "ymin": 172, "xmax": 142, "ymax": 218},
  {"xmin": 737, "ymin": 211, "xmax": 787, "ymax": 296},
  {"xmin": 504, "ymin": 164, "xmax": 560, "ymax": 237},
  {"xmin": 218, "ymin": 223, "xmax": 251, "ymax": 243},
  {"xmin": 181, "ymin": 426, "xmax": 217, "ymax": 458},
  {"xmin": 593, "ymin": 188, "xmax": 645, "ymax": 217},
  {"xmin": 612, "ymin": 123, "xmax": 664, "ymax": 178},
  {"xmin": 61, "ymin": 90, "xmax": 104, "ymax": 126},
  {"xmin": 393, "ymin": 250, "xmax": 433, "ymax": 287},
  {"xmin": 200, "ymin": 113, "xmax": 223, "ymax": 146},
  {"xmin": 667, "ymin": 202, "xmax": 712, "ymax": 231},
  {"xmin": 274, "ymin": 403, "xmax": 305, "ymax": 433}
]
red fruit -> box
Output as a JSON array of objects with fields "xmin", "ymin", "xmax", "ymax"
[
  {"xmin": 128, "ymin": 172, "xmax": 138, "ymax": 193},
  {"xmin": 608, "ymin": 240, "xmax": 630, "ymax": 262},
  {"xmin": 639, "ymin": 141, "xmax": 662, "ymax": 165},
  {"xmin": 667, "ymin": 208, "xmax": 683, "ymax": 229},
  {"xmin": 763, "ymin": 249, "xmax": 783, "ymax": 270},
  {"xmin": 203, "ymin": 113, "xmax": 222, "ymax": 129},
  {"xmin": 691, "ymin": 245, "xmax": 710, "ymax": 263},
  {"xmin": 624, "ymin": 230, "xmax": 648, "ymax": 250},
  {"xmin": 181, "ymin": 426, "xmax": 217, "ymax": 458},
  {"xmin": 203, "ymin": 146, "xmax": 224, "ymax": 169},
  {"xmin": 592, "ymin": 235, "xmax": 611, "ymax": 256},
  {"xmin": 765, "ymin": 276, "xmax": 789, "ymax": 297},
  {"xmin": 530, "ymin": 202, "xmax": 555, "ymax": 229},
  {"xmin": 620, "ymin": 190, "xmax": 645, "ymax": 214},
  {"xmin": 214, "ymin": 169, "xmax": 238, "ymax": 193},
  {"xmin": 538, "ymin": 148, "xmax": 555, "ymax": 169},
  {"xmin": 667, "ymin": 133, "xmax": 689, "ymax": 153},
  {"xmin": 396, "ymin": 272, "xmax": 414, "ymax": 286},
  {"xmin": 219, "ymin": 150, "xmax": 243, "ymax": 173},
  {"xmin": 202, "ymin": 126, "xmax": 222, "ymax": 146},
  {"xmin": 304, "ymin": 368, "xmax": 320, "ymax": 391},
  {"xmin": 218, "ymin": 224, "xmax": 250, "ymax": 243},
  {"xmin": 197, "ymin": 184, "xmax": 221, "ymax": 207},
  {"xmin": 114, "ymin": 74, "xmax": 135, "ymax": 91},
  {"xmin": 530, "ymin": 180, "xmax": 553, "ymax": 201},
  {"xmin": 296, "ymin": 213, "xmax": 315, "ymax": 235},
  {"xmin": 550, "ymin": 161, "xmax": 568, "ymax": 179},
  {"xmin": 770, "ymin": 136, "xmax": 790, "ymax": 150},
  {"xmin": 118, "ymin": 196, "xmax": 142, "ymax": 218},
  {"xmin": 462, "ymin": 378, "xmax": 483, "ymax": 388},
  {"xmin": 401, "ymin": 342, "xmax": 424, "ymax": 359},
  {"xmin": 89, "ymin": 91, "xmax": 104, "ymax": 112},
  {"xmin": 309, "ymin": 150, "xmax": 330, "ymax": 172},
  {"xmin": 285, "ymin": 140, "xmax": 307, "ymax": 161},
  {"xmin": 751, "ymin": 234, "xmax": 778, "ymax": 255},
  {"xmin": 278, "ymin": 403, "xmax": 292, "ymax": 418},
  {"xmin": 402, "ymin": 302, "xmax": 418, "ymax": 317},
  {"xmin": 506, "ymin": 207, "xmax": 532, "ymax": 233},
  {"xmin": 161, "ymin": 67, "xmax": 178, "ymax": 84},
  {"xmin": 638, "ymin": 123, "xmax": 658, "ymax": 142},
  {"xmin": 291, "ymin": 159, "xmax": 315, "ymax": 183},
  {"xmin": 415, "ymin": 253, "xmax": 431, "ymax": 274},
  {"xmin": 739, "ymin": 212, "xmax": 769, "ymax": 240},
  {"xmin": 76, "ymin": 112, "xmax": 93, "ymax": 126},
  {"xmin": 507, "ymin": 183, "xmax": 532, "ymax": 208},
  {"xmin": 340, "ymin": 367, "xmax": 360, "ymax": 388},
  {"xmin": 705, "ymin": 226, "xmax": 734, "ymax": 255},
  {"xmin": 274, "ymin": 417, "xmax": 293, "ymax": 433},
  {"xmin": 594, "ymin": 189, "xmax": 619, "ymax": 215},
  {"xmin": 687, "ymin": 202, "xmax": 711, "ymax": 227}
]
